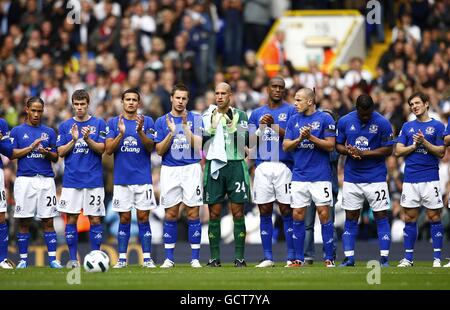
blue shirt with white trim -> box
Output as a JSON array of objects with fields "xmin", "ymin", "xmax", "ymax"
[
  {"xmin": 444, "ymin": 116, "xmax": 450, "ymax": 136},
  {"xmin": 154, "ymin": 111, "xmax": 203, "ymax": 166},
  {"xmin": 336, "ymin": 111, "xmax": 394, "ymax": 183},
  {"xmin": 0, "ymin": 118, "xmax": 12, "ymax": 168},
  {"xmin": 10, "ymin": 123, "xmax": 57, "ymax": 177},
  {"xmin": 285, "ymin": 110, "xmax": 335, "ymax": 182},
  {"xmin": 397, "ymin": 118, "xmax": 445, "ymax": 183},
  {"xmin": 57, "ymin": 116, "xmax": 107, "ymax": 188},
  {"xmin": 248, "ymin": 102, "xmax": 296, "ymax": 168},
  {"xmin": 106, "ymin": 116, "xmax": 155, "ymax": 185}
]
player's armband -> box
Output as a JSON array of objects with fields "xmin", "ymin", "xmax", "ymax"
[{"xmin": 382, "ymin": 133, "xmax": 395, "ymax": 142}]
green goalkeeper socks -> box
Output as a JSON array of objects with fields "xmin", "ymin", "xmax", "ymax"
[
  {"xmin": 208, "ymin": 219, "xmax": 221, "ymax": 260},
  {"xmin": 234, "ymin": 218, "xmax": 246, "ymax": 260}
]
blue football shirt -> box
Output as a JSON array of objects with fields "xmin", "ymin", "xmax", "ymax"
[
  {"xmin": 397, "ymin": 118, "xmax": 445, "ymax": 183},
  {"xmin": 285, "ymin": 111, "xmax": 336, "ymax": 182},
  {"xmin": 0, "ymin": 118, "xmax": 12, "ymax": 168},
  {"xmin": 444, "ymin": 117, "xmax": 450, "ymax": 136},
  {"xmin": 106, "ymin": 116, "xmax": 155, "ymax": 185},
  {"xmin": 10, "ymin": 123, "xmax": 57, "ymax": 177},
  {"xmin": 336, "ymin": 111, "xmax": 394, "ymax": 183},
  {"xmin": 154, "ymin": 111, "xmax": 203, "ymax": 166},
  {"xmin": 57, "ymin": 116, "xmax": 107, "ymax": 188},
  {"xmin": 248, "ymin": 102, "xmax": 296, "ymax": 168}
]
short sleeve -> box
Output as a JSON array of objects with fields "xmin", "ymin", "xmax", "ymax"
[
  {"xmin": 288, "ymin": 105, "xmax": 297, "ymax": 120},
  {"xmin": 396, "ymin": 124, "xmax": 407, "ymax": 145},
  {"xmin": 248, "ymin": 110, "xmax": 258, "ymax": 128},
  {"xmin": 49, "ymin": 129, "xmax": 57, "ymax": 152},
  {"xmin": 285, "ymin": 118, "xmax": 298, "ymax": 140},
  {"xmin": 153, "ymin": 117, "xmax": 165, "ymax": 143},
  {"xmin": 380, "ymin": 119, "xmax": 394, "ymax": 147},
  {"xmin": 0, "ymin": 141, "xmax": 12, "ymax": 158},
  {"xmin": 336, "ymin": 118, "xmax": 347, "ymax": 144},
  {"xmin": 10, "ymin": 127, "xmax": 18, "ymax": 149},
  {"xmin": 444, "ymin": 117, "xmax": 450, "ymax": 137},
  {"xmin": 106, "ymin": 118, "xmax": 116, "ymax": 139},
  {"xmin": 56, "ymin": 123, "xmax": 67, "ymax": 147},
  {"xmin": 323, "ymin": 114, "xmax": 336, "ymax": 138},
  {"xmin": 193, "ymin": 114, "xmax": 204, "ymax": 137},
  {"xmin": 0, "ymin": 120, "xmax": 9, "ymax": 137},
  {"xmin": 97, "ymin": 119, "xmax": 107, "ymax": 142},
  {"xmin": 435, "ymin": 122, "xmax": 445, "ymax": 146},
  {"xmin": 145, "ymin": 117, "xmax": 156, "ymax": 140},
  {"xmin": 0, "ymin": 121, "xmax": 12, "ymax": 158}
]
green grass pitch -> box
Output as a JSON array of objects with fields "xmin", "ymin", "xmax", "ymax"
[{"xmin": 1, "ymin": 262, "xmax": 450, "ymax": 290}]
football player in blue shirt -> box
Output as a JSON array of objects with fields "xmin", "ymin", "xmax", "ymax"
[
  {"xmin": 0, "ymin": 117, "xmax": 13, "ymax": 269},
  {"xmin": 106, "ymin": 89, "xmax": 157, "ymax": 268},
  {"xmin": 395, "ymin": 92, "xmax": 445, "ymax": 267},
  {"xmin": 283, "ymin": 88, "xmax": 336, "ymax": 267},
  {"xmin": 10, "ymin": 97, "xmax": 62, "ymax": 268},
  {"xmin": 57, "ymin": 90, "xmax": 107, "ymax": 268},
  {"xmin": 304, "ymin": 109, "xmax": 339, "ymax": 265},
  {"xmin": 444, "ymin": 116, "xmax": 450, "ymax": 268},
  {"xmin": 248, "ymin": 77, "xmax": 297, "ymax": 267},
  {"xmin": 154, "ymin": 84, "xmax": 204, "ymax": 268},
  {"xmin": 444, "ymin": 115, "xmax": 450, "ymax": 148},
  {"xmin": 336, "ymin": 94, "xmax": 394, "ymax": 267}
]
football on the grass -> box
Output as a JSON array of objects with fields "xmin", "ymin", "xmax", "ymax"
[{"xmin": 83, "ymin": 250, "xmax": 110, "ymax": 272}]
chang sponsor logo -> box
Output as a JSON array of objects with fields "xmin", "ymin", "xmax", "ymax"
[
  {"xmin": 415, "ymin": 146, "xmax": 428, "ymax": 154},
  {"xmin": 27, "ymin": 151, "xmax": 44, "ymax": 159},
  {"xmin": 298, "ymin": 141, "xmax": 315, "ymax": 149},
  {"xmin": 74, "ymin": 138, "xmax": 89, "ymax": 154},
  {"xmin": 121, "ymin": 136, "xmax": 140, "ymax": 153},
  {"xmin": 354, "ymin": 136, "xmax": 370, "ymax": 151},
  {"xmin": 171, "ymin": 134, "xmax": 190, "ymax": 150},
  {"xmin": 261, "ymin": 127, "xmax": 279, "ymax": 142}
]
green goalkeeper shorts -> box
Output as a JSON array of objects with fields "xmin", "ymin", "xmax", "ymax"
[{"xmin": 203, "ymin": 160, "xmax": 251, "ymax": 205}]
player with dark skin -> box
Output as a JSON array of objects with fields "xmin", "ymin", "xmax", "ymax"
[
  {"xmin": 335, "ymin": 103, "xmax": 392, "ymax": 223},
  {"xmin": 255, "ymin": 78, "xmax": 292, "ymax": 220},
  {"xmin": 12, "ymin": 99, "xmax": 58, "ymax": 239}
]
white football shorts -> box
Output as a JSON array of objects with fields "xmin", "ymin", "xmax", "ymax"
[
  {"xmin": 342, "ymin": 182, "xmax": 390, "ymax": 212},
  {"xmin": 13, "ymin": 176, "xmax": 58, "ymax": 218},
  {"xmin": 160, "ymin": 163, "xmax": 203, "ymax": 208},
  {"xmin": 112, "ymin": 184, "xmax": 157, "ymax": 212},
  {"xmin": 252, "ymin": 161, "xmax": 292, "ymax": 205},
  {"xmin": 401, "ymin": 181, "xmax": 444, "ymax": 210},
  {"xmin": 58, "ymin": 187, "xmax": 105, "ymax": 216},
  {"xmin": 291, "ymin": 181, "xmax": 333, "ymax": 208}
]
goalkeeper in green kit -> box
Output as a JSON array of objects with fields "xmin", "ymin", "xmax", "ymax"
[{"xmin": 203, "ymin": 82, "xmax": 251, "ymax": 267}]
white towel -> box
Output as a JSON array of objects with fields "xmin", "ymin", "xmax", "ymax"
[
  {"xmin": 203, "ymin": 105, "xmax": 227, "ymax": 179},
  {"xmin": 207, "ymin": 124, "xmax": 227, "ymax": 179}
]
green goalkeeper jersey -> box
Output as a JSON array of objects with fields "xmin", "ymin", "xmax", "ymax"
[{"xmin": 204, "ymin": 107, "xmax": 249, "ymax": 161}]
